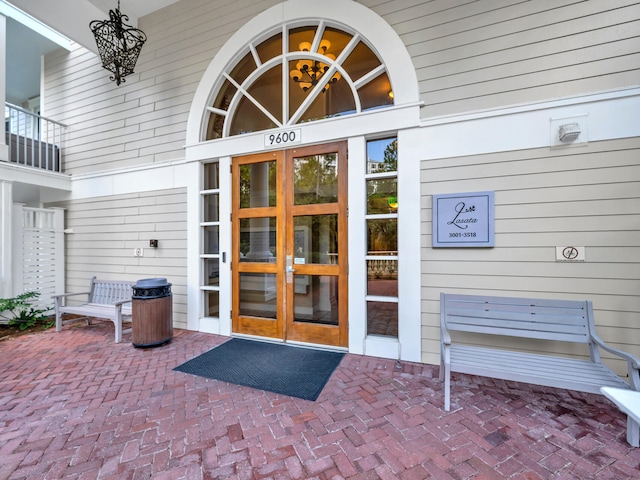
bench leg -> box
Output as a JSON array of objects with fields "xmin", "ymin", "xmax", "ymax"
[
  {"xmin": 114, "ymin": 312, "xmax": 122, "ymax": 343},
  {"xmin": 627, "ymin": 417, "xmax": 639, "ymax": 447},
  {"xmin": 55, "ymin": 297, "xmax": 63, "ymax": 332},
  {"xmin": 444, "ymin": 371, "xmax": 451, "ymax": 411},
  {"xmin": 441, "ymin": 347, "xmax": 451, "ymax": 411}
]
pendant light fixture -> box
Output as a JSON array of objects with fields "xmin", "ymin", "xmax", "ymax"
[
  {"xmin": 90, "ymin": 1, "xmax": 147, "ymax": 86},
  {"xmin": 289, "ymin": 40, "xmax": 341, "ymax": 92}
]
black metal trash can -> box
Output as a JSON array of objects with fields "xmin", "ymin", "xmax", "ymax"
[{"xmin": 132, "ymin": 278, "xmax": 173, "ymax": 348}]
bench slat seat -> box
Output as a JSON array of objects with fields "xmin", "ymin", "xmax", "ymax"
[
  {"xmin": 440, "ymin": 292, "xmax": 640, "ymax": 447},
  {"xmin": 451, "ymin": 345, "xmax": 631, "ymax": 393},
  {"xmin": 53, "ymin": 277, "xmax": 134, "ymax": 343}
]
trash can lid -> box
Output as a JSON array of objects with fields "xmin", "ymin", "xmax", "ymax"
[{"xmin": 135, "ymin": 277, "xmax": 169, "ymax": 287}]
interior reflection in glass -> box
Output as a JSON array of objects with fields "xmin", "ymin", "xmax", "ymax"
[
  {"xmin": 293, "ymin": 154, "xmax": 338, "ymax": 205},
  {"xmin": 293, "ymin": 215, "xmax": 338, "ymax": 265},
  {"xmin": 367, "ymin": 301, "xmax": 397, "ymax": 337},
  {"xmin": 239, "ymin": 273, "xmax": 277, "ymax": 319},
  {"xmin": 239, "ymin": 161, "xmax": 277, "ymax": 208},
  {"xmin": 293, "ymin": 275, "xmax": 338, "ymax": 325}
]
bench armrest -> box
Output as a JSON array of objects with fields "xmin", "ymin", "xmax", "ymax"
[
  {"xmin": 114, "ymin": 299, "xmax": 132, "ymax": 307},
  {"xmin": 441, "ymin": 329, "xmax": 451, "ymax": 346},
  {"xmin": 591, "ymin": 333, "xmax": 640, "ymax": 368},
  {"xmin": 591, "ymin": 333, "xmax": 640, "ymax": 389}
]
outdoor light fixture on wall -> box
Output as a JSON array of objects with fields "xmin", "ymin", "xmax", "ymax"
[
  {"xmin": 90, "ymin": 1, "xmax": 147, "ymax": 86},
  {"xmin": 289, "ymin": 40, "xmax": 341, "ymax": 92}
]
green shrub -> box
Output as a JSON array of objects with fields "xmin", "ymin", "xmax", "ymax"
[{"xmin": 0, "ymin": 292, "xmax": 53, "ymax": 330}]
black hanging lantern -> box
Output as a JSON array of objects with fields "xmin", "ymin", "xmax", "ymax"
[{"xmin": 90, "ymin": 1, "xmax": 147, "ymax": 86}]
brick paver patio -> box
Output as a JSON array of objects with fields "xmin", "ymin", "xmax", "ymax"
[{"xmin": 1, "ymin": 324, "xmax": 639, "ymax": 479}]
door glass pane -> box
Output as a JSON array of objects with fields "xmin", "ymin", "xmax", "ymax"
[
  {"xmin": 230, "ymin": 95, "xmax": 278, "ymax": 135},
  {"xmin": 229, "ymin": 51, "xmax": 256, "ymax": 85},
  {"xmin": 359, "ymin": 72, "xmax": 393, "ymax": 111},
  {"xmin": 342, "ymin": 41, "xmax": 382, "ymax": 82},
  {"xmin": 320, "ymin": 27, "xmax": 353, "ymax": 60},
  {"xmin": 367, "ymin": 178, "xmax": 397, "ymax": 214},
  {"xmin": 288, "ymin": 26, "xmax": 315, "ymax": 53},
  {"xmin": 296, "ymin": 79, "xmax": 356, "ymax": 123},
  {"xmin": 240, "ymin": 273, "xmax": 277, "ymax": 319},
  {"xmin": 246, "ymin": 65, "xmax": 282, "ymax": 124},
  {"xmin": 239, "ymin": 217, "xmax": 277, "ymax": 261},
  {"xmin": 256, "ymin": 32, "xmax": 282, "ymax": 63},
  {"xmin": 206, "ymin": 113, "xmax": 226, "ymax": 140},
  {"xmin": 204, "ymin": 194, "xmax": 219, "ymax": 222},
  {"xmin": 204, "ymin": 258, "xmax": 219, "ymax": 286},
  {"xmin": 367, "ymin": 219, "xmax": 397, "ymax": 254},
  {"xmin": 366, "ymin": 138, "xmax": 397, "ymax": 173},
  {"xmin": 367, "ymin": 301, "xmax": 397, "ymax": 337},
  {"xmin": 204, "ymin": 225, "xmax": 219, "ymax": 254},
  {"xmin": 367, "ymin": 261, "xmax": 398, "ymax": 294},
  {"xmin": 293, "ymin": 154, "xmax": 338, "ymax": 205},
  {"xmin": 294, "ymin": 215, "xmax": 338, "ymax": 265},
  {"xmin": 206, "ymin": 81, "xmax": 236, "ymax": 140},
  {"xmin": 205, "ymin": 290, "xmax": 219, "ymax": 317},
  {"xmin": 204, "ymin": 162, "xmax": 219, "ymax": 189},
  {"xmin": 294, "ymin": 275, "xmax": 338, "ymax": 326},
  {"xmin": 288, "ymin": 59, "xmax": 314, "ymax": 118},
  {"xmin": 239, "ymin": 161, "xmax": 277, "ymax": 208}
]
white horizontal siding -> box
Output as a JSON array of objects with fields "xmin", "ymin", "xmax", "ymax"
[
  {"xmin": 43, "ymin": 0, "xmax": 281, "ymax": 176},
  {"xmin": 420, "ymin": 137, "xmax": 640, "ymax": 373},
  {"xmin": 47, "ymin": 188, "xmax": 188, "ymax": 330},
  {"xmin": 363, "ymin": 0, "xmax": 640, "ymax": 117},
  {"xmin": 43, "ymin": 0, "xmax": 640, "ymax": 173}
]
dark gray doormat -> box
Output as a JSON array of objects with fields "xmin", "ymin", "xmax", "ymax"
[{"xmin": 173, "ymin": 338, "xmax": 345, "ymax": 401}]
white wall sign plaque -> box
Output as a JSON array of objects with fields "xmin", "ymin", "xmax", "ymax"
[{"xmin": 433, "ymin": 191, "xmax": 495, "ymax": 247}]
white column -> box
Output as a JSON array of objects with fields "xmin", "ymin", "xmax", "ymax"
[
  {"xmin": 186, "ymin": 160, "xmax": 202, "ymax": 331},
  {"xmin": 0, "ymin": 14, "xmax": 8, "ymax": 161},
  {"xmin": 347, "ymin": 136, "xmax": 366, "ymax": 355},
  {"xmin": 52, "ymin": 208, "xmax": 65, "ymax": 296},
  {"xmin": 397, "ymin": 128, "xmax": 422, "ymax": 363},
  {"xmin": 0, "ymin": 182, "xmax": 13, "ymax": 297}
]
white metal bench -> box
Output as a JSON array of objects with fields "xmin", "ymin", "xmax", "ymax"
[
  {"xmin": 53, "ymin": 277, "xmax": 135, "ymax": 343},
  {"xmin": 440, "ymin": 293, "xmax": 640, "ymax": 446}
]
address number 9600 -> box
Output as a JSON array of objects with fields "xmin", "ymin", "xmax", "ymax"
[{"xmin": 264, "ymin": 129, "xmax": 301, "ymax": 148}]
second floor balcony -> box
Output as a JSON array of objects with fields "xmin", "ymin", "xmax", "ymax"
[{"xmin": 4, "ymin": 103, "xmax": 65, "ymax": 174}]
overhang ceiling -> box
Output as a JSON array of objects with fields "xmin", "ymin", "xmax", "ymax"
[{"xmin": 86, "ymin": 0, "xmax": 180, "ymax": 21}]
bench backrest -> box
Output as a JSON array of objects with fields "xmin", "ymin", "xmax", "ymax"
[
  {"xmin": 89, "ymin": 277, "xmax": 134, "ymax": 304},
  {"xmin": 441, "ymin": 293, "xmax": 595, "ymax": 344}
]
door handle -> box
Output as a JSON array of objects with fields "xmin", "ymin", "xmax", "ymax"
[{"xmin": 286, "ymin": 265, "xmax": 296, "ymax": 273}]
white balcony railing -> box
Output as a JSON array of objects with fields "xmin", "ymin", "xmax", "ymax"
[{"xmin": 4, "ymin": 103, "xmax": 65, "ymax": 173}]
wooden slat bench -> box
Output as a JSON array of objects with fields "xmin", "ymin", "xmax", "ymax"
[
  {"xmin": 440, "ymin": 293, "xmax": 640, "ymax": 446},
  {"xmin": 53, "ymin": 277, "xmax": 135, "ymax": 343}
]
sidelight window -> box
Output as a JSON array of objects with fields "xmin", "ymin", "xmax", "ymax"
[{"xmin": 365, "ymin": 137, "xmax": 398, "ymax": 337}]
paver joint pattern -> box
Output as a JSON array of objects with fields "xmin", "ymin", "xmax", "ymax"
[{"xmin": 1, "ymin": 325, "xmax": 639, "ymax": 479}]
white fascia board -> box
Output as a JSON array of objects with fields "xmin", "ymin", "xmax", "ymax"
[
  {"xmin": 421, "ymin": 87, "xmax": 640, "ymax": 160},
  {"xmin": 69, "ymin": 159, "xmax": 188, "ymax": 200},
  {"xmin": 5, "ymin": 0, "xmax": 130, "ymax": 54},
  {"xmin": 0, "ymin": 0, "xmax": 71, "ymax": 50},
  {"xmin": 0, "ymin": 162, "xmax": 71, "ymax": 191},
  {"xmin": 186, "ymin": 103, "xmax": 422, "ymax": 162}
]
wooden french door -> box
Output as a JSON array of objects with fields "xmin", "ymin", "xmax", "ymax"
[{"xmin": 231, "ymin": 142, "xmax": 348, "ymax": 347}]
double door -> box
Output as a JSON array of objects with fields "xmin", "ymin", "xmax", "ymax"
[{"xmin": 231, "ymin": 142, "xmax": 348, "ymax": 347}]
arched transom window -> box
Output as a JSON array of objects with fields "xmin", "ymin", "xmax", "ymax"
[{"xmin": 205, "ymin": 22, "xmax": 393, "ymax": 140}]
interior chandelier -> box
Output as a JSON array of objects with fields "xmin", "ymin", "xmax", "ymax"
[
  {"xmin": 289, "ymin": 40, "xmax": 341, "ymax": 92},
  {"xmin": 90, "ymin": 1, "xmax": 147, "ymax": 86}
]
